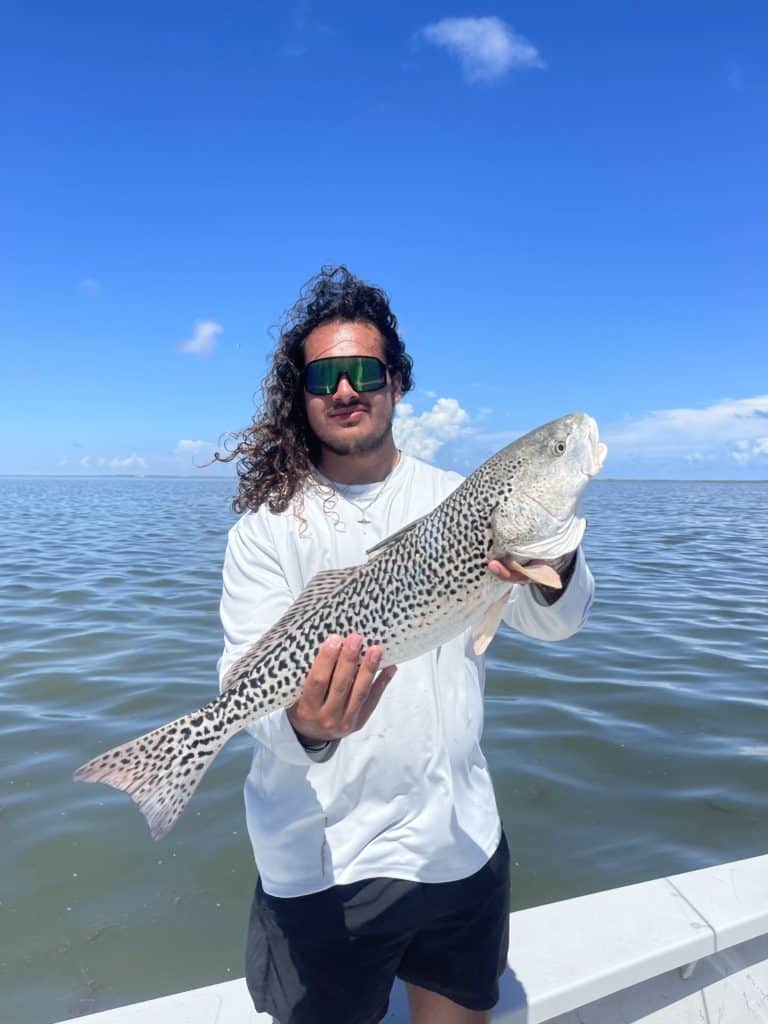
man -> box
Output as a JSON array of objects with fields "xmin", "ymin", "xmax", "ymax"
[{"xmin": 216, "ymin": 266, "xmax": 594, "ymax": 1024}]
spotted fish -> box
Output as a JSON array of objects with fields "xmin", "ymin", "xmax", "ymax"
[{"xmin": 74, "ymin": 412, "xmax": 607, "ymax": 839}]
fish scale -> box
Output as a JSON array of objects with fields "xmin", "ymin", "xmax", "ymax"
[{"xmin": 74, "ymin": 412, "xmax": 606, "ymax": 840}]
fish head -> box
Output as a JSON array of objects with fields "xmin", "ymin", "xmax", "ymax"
[{"xmin": 489, "ymin": 412, "xmax": 607, "ymax": 560}]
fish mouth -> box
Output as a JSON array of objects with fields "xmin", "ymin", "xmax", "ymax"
[{"xmin": 585, "ymin": 415, "xmax": 607, "ymax": 476}]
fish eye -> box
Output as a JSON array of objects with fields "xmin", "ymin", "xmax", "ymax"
[{"xmin": 552, "ymin": 439, "xmax": 567, "ymax": 456}]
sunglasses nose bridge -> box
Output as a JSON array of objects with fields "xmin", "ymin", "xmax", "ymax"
[{"xmin": 331, "ymin": 371, "xmax": 357, "ymax": 397}]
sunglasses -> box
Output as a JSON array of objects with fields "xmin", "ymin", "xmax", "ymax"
[{"xmin": 303, "ymin": 355, "xmax": 389, "ymax": 396}]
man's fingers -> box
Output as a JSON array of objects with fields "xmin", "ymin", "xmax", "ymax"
[
  {"xmin": 300, "ymin": 635, "xmax": 343, "ymax": 711},
  {"xmin": 355, "ymin": 665, "xmax": 397, "ymax": 730},
  {"xmin": 323, "ymin": 634, "xmax": 364, "ymax": 714},
  {"xmin": 293, "ymin": 637, "xmax": 394, "ymax": 741},
  {"xmin": 343, "ymin": 645, "xmax": 383, "ymax": 720},
  {"xmin": 488, "ymin": 559, "xmax": 530, "ymax": 585},
  {"xmin": 489, "ymin": 552, "xmax": 576, "ymax": 587}
]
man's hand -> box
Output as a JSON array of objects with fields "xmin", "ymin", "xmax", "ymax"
[
  {"xmin": 488, "ymin": 551, "xmax": 577, "ymax": 604},
  {"xmin": 287, "ymin": 634, "xmax": 397, "ymax": 746}
]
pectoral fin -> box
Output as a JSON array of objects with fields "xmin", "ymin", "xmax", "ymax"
[
  {"xmin": 508, "ymin": 560, "xmax": 562, "ymax": 589},
  {"xmin": 472, "ymin": 591, "xmax": 512, "ymax": 656}
]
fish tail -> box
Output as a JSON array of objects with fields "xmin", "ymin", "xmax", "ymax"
[{"xmin": 73, "ymin": 698, "xmax": 237, "ymax": 840}]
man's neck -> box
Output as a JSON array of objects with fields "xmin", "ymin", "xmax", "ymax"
[{"xmin": 317, "ymin": 440, "xmax": 400, "ymax": 485}]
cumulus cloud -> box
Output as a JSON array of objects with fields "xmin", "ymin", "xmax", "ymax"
[
  {"xmin": 605, "ymin": 394, "xmax": 768, "ymax": 465},
  {"xmin": 174, "ymin": 439, "xmax": 215, "ymax": 456},
  {"xmin": 110, "ymin": 453, "xmax": 146, "ymax": 468},
  {"xmin": 420, "ymin": 17, "xmax": 545, "ymax": 82},
  {"xmin": 178, "ymin": 320, "xmax": 223, "ymax": 356},
  {"xmin": 732, "ymin": 436, "xmax": 768, "ymax": 465},
  {"xmin": 174, "ymin": 438, "xmax": 217, "ymax": 465},
  {"xmin": 394, "ymin": 397, "xmax": 470, "ymax": 461},
  {"xmin": 403, "ymin": 395, "xmax": 768, "ymax": 477},
  {"xmin": 79, "ymin": 453, "xmax": 146, "ymax": 470}
]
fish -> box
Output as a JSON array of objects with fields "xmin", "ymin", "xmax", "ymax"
[{"xmin": 74, "ymin": 412, "xmax": 607, "ymax": 839}]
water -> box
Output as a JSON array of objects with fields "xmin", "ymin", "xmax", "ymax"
[{"xmin": 1, "ymin": 477, "xmax": 767, "ymax": 1023}]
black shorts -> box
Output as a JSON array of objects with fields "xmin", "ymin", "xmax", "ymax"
[{"xmin": 245, "ymin": 832, "xmax": 511, "ymax": 1024}]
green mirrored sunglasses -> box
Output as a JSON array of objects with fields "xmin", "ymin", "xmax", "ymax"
[{"xmin": 303, "ymin": 355, "xmax": 388, "ymax": 396}]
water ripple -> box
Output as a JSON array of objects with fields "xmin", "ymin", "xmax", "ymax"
[{"xmin": 2, "ymin": 477, "xmax": 767, "ymax": 1022}]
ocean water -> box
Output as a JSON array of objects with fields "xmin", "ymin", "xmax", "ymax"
[{"xmin": 1, "ymin": 477, "xmax": 767, "ymax": 1023}]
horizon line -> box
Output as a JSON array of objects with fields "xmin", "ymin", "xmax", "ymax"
[{"xmin": 1, "ymin": 474, "xmax": 766, "ymax": 483}]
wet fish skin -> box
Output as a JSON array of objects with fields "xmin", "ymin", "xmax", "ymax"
[{"xmin": 74, "ymin": 412, "xmax": 606, "ymax": 840}]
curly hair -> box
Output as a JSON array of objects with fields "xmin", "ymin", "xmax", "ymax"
[{"xmin": 215, "ymin": 266, "xmax": 414, "ymax": 514}]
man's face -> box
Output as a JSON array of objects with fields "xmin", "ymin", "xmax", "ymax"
[{"xmin": 303, "ymin": 320, "xmax": 401, "ymax": 458}]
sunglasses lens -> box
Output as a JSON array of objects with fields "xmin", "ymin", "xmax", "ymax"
[
  {"xmin": 305, "ymin": 356, "xmax": 387, "ymax": 395},
  {"xmin": 353, "ymin": 357, "xmax": 387, "ymax": 392},
  {"xmin": 304, "ymin": 360, "xmax": 339, "ymax": 395}
]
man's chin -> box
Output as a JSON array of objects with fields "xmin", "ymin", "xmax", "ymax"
[{"xmin": 320, "ymin": 425, "xmax": 393, "ymax": 458}]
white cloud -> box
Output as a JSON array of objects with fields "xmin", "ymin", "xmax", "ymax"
[
  {"xmin": 110, "ymin": 454, "xmax": 146, "ymax": 468},
  {"xmin": 178, "ymin": 320, "xmax": 223, "ymax": 356},
  {"xmin": 605, "ymin": 394, "xmax": 768, "ymax": 465},
  {"xmin": 371, "ymin": 393, "xmax": 768, "ymax": 475},
  {"xmin": 80, "ymin": 277, "xmax": 101, "ymax": 294},
  {"xmin": 174, "ymin": 439, "xmax": 217, "ymax": 464},
  {"xmin": 731, "ymin": 435, "xmax": 768, "ymax": 465},
  {"xmin": 174, "ymin": 439, "xmax": 214, "ymax": 455},
  {"xmin": 420, "ymin": 17, "xmax": 545, "ymax": 82},
  {"xmin": 394, "ymin": 397, "xmax": 470, "ymax": 461},
  {"xmin": 78, "ymin": 453, "xmax": 145, "ymax": 471}
]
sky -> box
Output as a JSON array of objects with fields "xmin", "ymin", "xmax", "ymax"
[{"xmin": 2, "ymin": 1, "xmax": 766, "ymax": 479}]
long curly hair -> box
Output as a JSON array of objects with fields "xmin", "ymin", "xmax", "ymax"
[{"xmin": 215, "ymin": 266, "xmax": 414, "ymax": 514}]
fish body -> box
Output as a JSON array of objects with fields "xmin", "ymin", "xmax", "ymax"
[{"xmin": 74, "ymin": 412, "xmax": 607, "ymax": 839}]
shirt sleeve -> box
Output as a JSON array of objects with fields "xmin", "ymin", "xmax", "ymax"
[
  {"xmin": 502, "ymin": 547, "xmax": 594, "ymax": 641},
  {"xmin": 217, "ymin": 513, "xmax": 321, "ymax": 767}
]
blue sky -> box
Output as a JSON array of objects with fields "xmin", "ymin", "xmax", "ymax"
[{"xmin": 2, "ymin": 2, "xmax": 766, "ymax": 479}]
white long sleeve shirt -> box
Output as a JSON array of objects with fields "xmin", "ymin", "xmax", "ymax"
[{"xmin": 218, "ymin": 452, "xmax": 594, "ymax": 898}]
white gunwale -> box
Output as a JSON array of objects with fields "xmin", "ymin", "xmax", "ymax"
[{"xmin": 53, "ymin": 852, "xmax": 768, "ymax": 1024}]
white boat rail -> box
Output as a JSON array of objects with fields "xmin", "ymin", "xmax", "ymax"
[{"xmin": 53, "ymin": 852, "xmax": 768, "ymax": 1024}]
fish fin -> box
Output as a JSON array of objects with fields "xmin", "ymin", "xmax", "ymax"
[
  {"xmin": 221, "ymin": 567, "xmax": 357, "ymax": 691},
  {"xmin": 366, "ymin": 514, "xmax": 427, "ymax": 560},
  {"xmin": 73, "ymin": 700, "xmax": 234, "ymax": 840},
  {"xmin": 508, "ymin": 560, "xmax": 562, "ymax": 589},
  {"xmin": 472, "ymin": 591, "xmax": 512, "ymax": 656}
]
